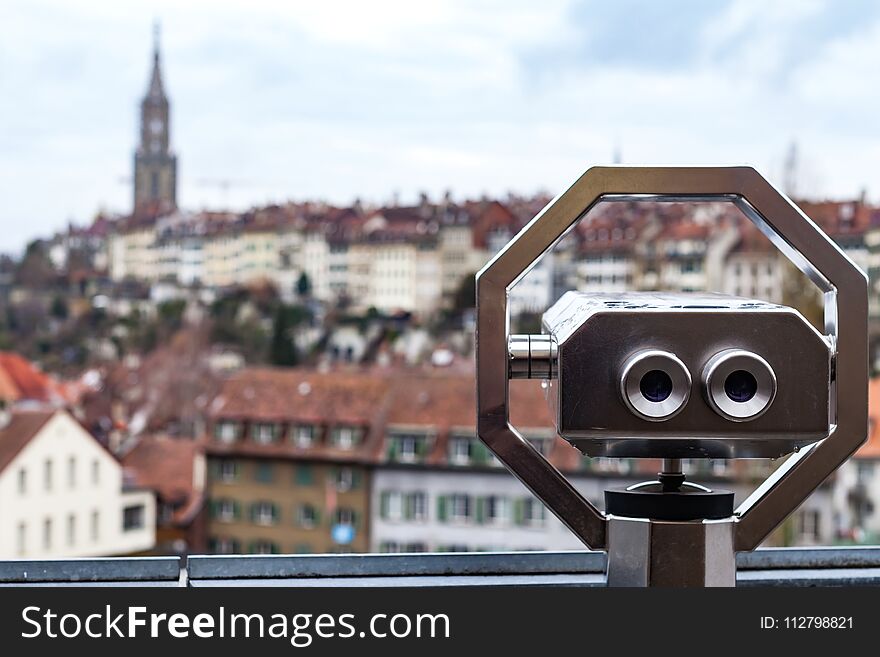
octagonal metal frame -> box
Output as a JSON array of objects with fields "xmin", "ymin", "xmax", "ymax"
[{"xmin": 476, "ymin": 166, "xmax": 867, "ymax": 551}]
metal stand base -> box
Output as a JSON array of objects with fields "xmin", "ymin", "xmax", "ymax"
[
  {"xmin": 605, "ymin": 482, "xmax": 734, "ymax": 521},
  {"xmin": 606, "ymin": 515, "xmax": 736, "ymax": 587}
]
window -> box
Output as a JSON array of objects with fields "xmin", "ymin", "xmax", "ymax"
[
  {"xmin": 295, "ymin": 465, "xmax": 314, "ymax": 486},
  {"xmin": 449, "ymin": 437, "xmax": 472, "ymax": 465},
  {"xmin": 520, "ymin": 498, "xmax": 546, "ymax": 527},
  {"xmin": 333, "ymin": 507, "xmax": 357, "ymax": 527},
  {"xmin": 291, "ymin": 425, "xmax": 315, "ymax": 448},
  {"xmin": 381, "ymin": 491, "xmax": 404, "ymax": 520},
  {"xmin": 857, "ymin": 461, "xmax": 874, "ymax": 484},
  {"xmin": 214, "ymin": 421, "xmax": 241, "ymax": 444},
  {"xmin": 67, "ymin": 514, "xmax": 76, "ymax": 546},
  {"xmin": 43, "ymin": 518, "xmax": 52, "ymax": 550},
  {"xmin": 91, "ymin": 511, "xmax": 99, "ymax": 541},
  {"xmin": 123, "ymin": 505, "xmax": 145, "ymax": 531},
  {"xmin": 92, "ymin": 460, "xmax": 100, "ymax": 485},
  {"xmin": 17, "ymin": 523, "xmax": 26, "ymax": 556},
  {"xmin": 797, "ymin": 509, "xmax": 821, "ymax": 541},
  {"xmin": 209, "ymin": 537, "xmax": 240, "ymax": 554},
  {"xmin": 389, "ymin": 432, "xmax": 430, "ymax": 463},
  {"xmin": 250, "ymin": 540, "xmax": 279, "ymax": 555},
  {"xmin": 44, "ymin": 459, "xmax": 53, "ymax": 491},
  {"xmin": 334, "ymin": 467, "xmax": 355, "ymax": 492},
  {"xmin": 296, "ymin": 504, "xmax": 319, "ymax": 529},
  {"xmin": 67, "ymin": 457, "xmax": 76, "ymax": 488},
  {"xmin": 251, "ymin": 501, "xmax": 279, "ymax": 526},
  {"xmin": 255, "ymin": 462, "xmax": 274, "ymax": 483},
  {"xmin": 214, "ymin": 499, "xmax": 238, "ymax": 523},
  {"xmin": 398, "ymin": 435, "xmax": 419, "ymax": 462},
  {"xmin": 330, "ymin": 426, "xmax": 361, "ymax": 449},
  {"xmin": 379, "ymin": 541, "xmax": 400, "ymax": 553},
  {"xmin": 251, "ymin": 423, "xmax": 279, "ymax": 445},
  {"xmin": 485, "ymin": 496, "xmax": 510, "ymax": 525},
  {"xmin": 17, "ymin": 468, "xmax": 26, "ymax": 495},
  {"xmin": 448, "ymin": 494, "xmax": 471, "ymax": 523},
  {"xmin": 408, "ymin": 492, "xmax": 427, "ymax": 521},
  {"xmin": 526, "ymin": 437, "xmax": 551, "ymax": 457},
  {"xmin": 218, "ymin": 459, "xmax": 239, "ymax": 482}
]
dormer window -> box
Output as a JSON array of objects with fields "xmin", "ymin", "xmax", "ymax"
[
  {"xmin": 330, "ymin": 426, "xmax": 362, "ymax": 450},
  {"xmin": 389, "ymin": 432, "xmax": 431, "ymax": 463},
  {"xmin": 214, "ymin": 421, "xmax": 241, "ymax": 444},
  {"xmin": 449, "ymin": 437, "xmax": 472, "ymax": 465},
  {"xmin": 291, "ymin": 425, "xmax": 315, "ymax": 449},
  {"xmin": 251, "ymin": 422, "xmax": 279, "ymax": 445}
]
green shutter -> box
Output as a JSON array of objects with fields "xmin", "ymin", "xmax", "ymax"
[
  {"xmin": 208, "ymin": 499, "xmax": 219, "ymax": 519},
  {"xmin": 233, "ymin": 500, "xmax": 241, "ymax": 520},
  {"xmin": 380, "ymin": 492, "xmax": 391, "ymax": 519},
  {"xmin": 404, "ymin": 493, "xmax": 414, "ymax": 520},
  {"xmin": 296, "ymin": 465, "xmax": 313, "ymax": 485},
  {"xmin": 272, "ymin": 503, "xmax": 280, "ymax": 524},
  {"xmin": 351, "ymin": 470, "xmax": 361, "ymax": 490},
  {"xmin": 475, "ymin": 497, "xmax": 486, "ymax": 524},
  {"xmin": 351, "ymin": 511, "xmax": 359, "ymax": 529},
  {"xmin": 472, "ymin": 441, "xmax": 489, "ymax": 465},
  {"xmin": 208, "ymin": 460, "xmax": 220, "ymax": 478},
  {"xmin": 387, "ymin": 437, "xmax": 398, "ymax": 461},
  {"xmin": 249, "ymin": 503, "xmax": 257, "ymax": 523},
  {"xmin": 513, "ymin": 499, "xmax": 525, "ymax": 526},
  {"xmin": 437, "ymin": 495, "xmax": 448, "ymax": 522}
]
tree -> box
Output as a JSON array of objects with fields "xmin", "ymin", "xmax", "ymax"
[
  {"xmin": 269, "ymin": 305, "xmax": 300, "ymax": 366},
  {"xmin": 452, "ymin": 272, "xmax": 477, "ymax": 312},
  {"xmin": 50, "ymin": 295, "xmax": 69, "ymax": 320},
  {"xmin": 296, "ymin": 272, "xmax": 312, "ymax": 298}
]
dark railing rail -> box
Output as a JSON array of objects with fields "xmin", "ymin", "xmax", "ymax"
[{"xmin": 2, "ymin": 548, "xmax": 880, "ymax": 587}]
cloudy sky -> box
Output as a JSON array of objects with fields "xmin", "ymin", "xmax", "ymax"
[{"xmin": 1, "ymin": 0, "xmax": 879, "ymax": 254}]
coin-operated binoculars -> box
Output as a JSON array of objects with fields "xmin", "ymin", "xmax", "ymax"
[{"xmin": 476, "ymin": 167, "xmax": 867, "ymax": 587}]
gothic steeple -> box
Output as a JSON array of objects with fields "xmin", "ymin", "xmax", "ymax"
[
  {"xmin": 147, "ymin": 22, "xmax": 165, "ymax": 100},
  {"xmin": 133, "ymin": 22, "xmax": 177, "ymax": 212}
]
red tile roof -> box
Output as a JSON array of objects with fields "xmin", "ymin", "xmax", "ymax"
[
  {"xmin": 859, "ymin": 378, "xmax": 880, "ymax": 459},
  {"xmin": 0, "ymin": 352, "xmax": 67, "ymax": 404},
  {"xmin": 122, "ymin": 435, "xmax": 204, "ymax": 526},
  {"xmin": 205, "ymin": 367, "xmax": 580, "ymax": 470},
  {"xmin": 0, "ymin": 410, "xmax": 56, "ymax": 474}
]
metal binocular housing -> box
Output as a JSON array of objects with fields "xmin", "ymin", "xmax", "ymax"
[
  {"xmin": 475, "ymin": 166, "xmax": 867, "ymax": 575},
  {"xmin": 510, "ymin": 291, "xmax": 831, "ymax": 459}
]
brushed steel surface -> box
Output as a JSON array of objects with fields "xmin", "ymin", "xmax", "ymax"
[
  {"xmin": 542, "ymin": 291, "xmax": 829, "ymax": 458},
  {"xmin": 476, "ymin": 165, "xmax": 868, "ymax": 552}
]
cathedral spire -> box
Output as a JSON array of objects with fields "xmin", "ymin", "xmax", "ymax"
[
  {"xmin": 133, "ymin": 21, "xmax": 177, "ymax": 212},
  {"xmin": 147, "ymin": 21, "xmax": 165, "ymax": 100}
]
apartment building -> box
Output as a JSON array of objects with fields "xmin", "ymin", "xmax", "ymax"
[
  {"xmin": 832, "ymin": 378, "xmax": 880, "ymax": 543},
  {"xmin": 203, "ymin": 369, "xmax": 386, "ymax": 554},
  {"xmin": 721, "ymin": 225, "xmax": 785, "ymax": 303},
  {"xmin": 0, "ymin": 408, "xmax": 155, "ymax": 558}
]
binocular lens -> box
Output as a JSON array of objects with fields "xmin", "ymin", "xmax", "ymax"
[
  {"xmin": 640, "ymin": 369, "xmax": 673, "ymax": 403},
  {"xmin": 703, "ymin": 350, "xmax": 776, "ymax": 421},
  {"xmin": 621, "ymin": 351, "xmax": 691, "ymax": 421},
  {"xmin": 724, "ymin": 369, "xmax": 758, "ymax": 403}
]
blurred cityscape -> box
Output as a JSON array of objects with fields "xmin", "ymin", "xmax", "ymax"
[{"xmin": 2, "ymin": 26, "xmax": 880, "ymax": 560}]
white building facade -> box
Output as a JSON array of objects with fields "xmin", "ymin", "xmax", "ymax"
[{"xmin": 0, "ymin": 410, "xmax": 155, "ymax": 558}]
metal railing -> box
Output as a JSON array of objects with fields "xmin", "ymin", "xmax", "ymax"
[{"xmin": 2, "ymin": 547, "xmax": 880, "ymax": 587}]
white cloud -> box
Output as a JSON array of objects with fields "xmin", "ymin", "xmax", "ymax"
[{"xmin": 0, "ymin": 0, "xmax": 878, "ymax": 254}]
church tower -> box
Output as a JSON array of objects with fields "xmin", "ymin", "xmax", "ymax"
[{"xmin": 133, "ymin": 23, "xmax": 177, "ymax": 212}]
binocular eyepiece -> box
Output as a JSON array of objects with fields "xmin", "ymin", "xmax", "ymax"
[{"xmin": 620, "ymin": 348, "xmax": 777, "ymax": 423}]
